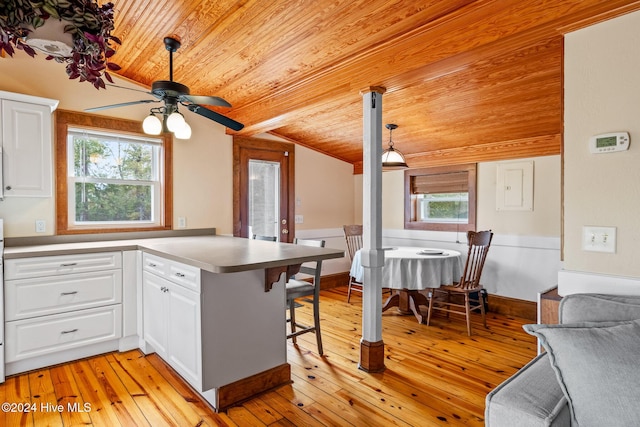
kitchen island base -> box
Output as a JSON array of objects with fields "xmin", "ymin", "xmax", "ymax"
[{"xmin": 142, "ymin": 261, "xmax": 291, "ymax": 411}]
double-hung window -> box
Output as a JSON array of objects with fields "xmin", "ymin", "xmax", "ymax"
[
  {"xmin": 68, "ymin": 128, "xmax": 162, "ymax": 227},
  {"xmin": 55, "ymin": 110, "xmax": 172, "ymax": 234},
  {"xmin": 404, "ymin": 164, "xmax": 477, "ymax": 232}
]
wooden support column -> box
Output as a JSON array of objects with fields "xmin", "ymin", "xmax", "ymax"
[{"xmin": 358, "ymin": 86, "xmax": 386, "ymax": 373}]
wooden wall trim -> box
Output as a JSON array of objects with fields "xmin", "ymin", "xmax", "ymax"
[{"xmin": 487, "ymin": 294, "xmax": 537, "ymax": 322}]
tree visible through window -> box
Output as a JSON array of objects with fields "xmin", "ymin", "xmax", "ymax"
[{"xmin": 69, "ymin": 129, "xmax": 160, "ymax": 224}]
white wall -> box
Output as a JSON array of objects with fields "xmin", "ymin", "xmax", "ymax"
[
  {"xmin": 561, "ymin": 9, "xmax": 640, "ymax": 295},
  {"xmin": 294, "ymin": 145, "xmax": 355, "ymax": 231}
]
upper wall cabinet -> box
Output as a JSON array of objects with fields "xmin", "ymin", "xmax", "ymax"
[{"xmin": 0, "ymin": 91, "xmax": 59, "ymax": 198}]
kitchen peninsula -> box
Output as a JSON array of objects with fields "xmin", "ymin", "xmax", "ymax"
[{"xmin": 3, "ymin": 232, "xmax": 344, "ymax": 411}]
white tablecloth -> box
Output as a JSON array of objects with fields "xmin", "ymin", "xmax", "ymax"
[{"xmin": 349, "ymin": 247, "xmax": 463, "ymax": 290}]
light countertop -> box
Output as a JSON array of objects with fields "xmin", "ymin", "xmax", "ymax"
[{"xmin": 4, "ymin": 235, "xmax": 344, "ymax": 274}]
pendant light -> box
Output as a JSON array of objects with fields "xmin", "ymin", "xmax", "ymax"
[{"xmin": 382, "ymin": 123, "xmax": 408, "ymax": 169}]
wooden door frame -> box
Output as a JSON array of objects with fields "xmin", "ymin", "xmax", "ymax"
[{"xmin": 233, "ymin": 136, "xmax": 295, "ymax": 242}]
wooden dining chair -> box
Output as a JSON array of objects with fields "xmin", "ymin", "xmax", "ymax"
[
  {"xmin": 426, "ymin": 230, "xmax": 493, "ymax": 336},
  {"xmin": 286, "ymin": 238, "xmax": 325, "ymax": 355},
  {"xmin": 343, "ymin": 225, "xmax": 364, "ymax": 302}
]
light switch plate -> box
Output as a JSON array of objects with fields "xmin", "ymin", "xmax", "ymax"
[{"xmin": 582, "ymin": 226, "xmax": 616, "ymax": 253}]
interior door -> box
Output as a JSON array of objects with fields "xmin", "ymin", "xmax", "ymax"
[{"xmin": 233, "ymin": 136, "xmax": 295, "ymax": 242}]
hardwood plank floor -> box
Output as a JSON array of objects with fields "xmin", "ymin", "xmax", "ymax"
[{"xmin": 0, "ymin": 287, "xmax": 536, "ymax": 426}]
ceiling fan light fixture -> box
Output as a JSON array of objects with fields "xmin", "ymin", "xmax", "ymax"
[
  {"xmin": 174, "ymin": 122, "xmax": 192, "ymax": 139},
  {"xmin": 143, "ymin": 114, "xmax": 162, "ymax": 135},
  {"xmin": 382, "ymin": 123, "xmax": 408, "ymax": 169},
  {"xmin": 166, "ymin": 111, "xmax": 186, "ymax": 132}
]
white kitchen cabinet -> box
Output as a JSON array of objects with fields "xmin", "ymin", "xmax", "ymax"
[
  {"xmin": 142, "ymin": 254, "xmax": 202, "ymax": 389},
  {"xmin": 0, "ymin": 91, "xmax": 58, "ymax": 198},
  {"xmin": 142, "ymin": 271, "xmax": 169, "ymax": 356},
  {"xmin": 4, "ymin": 251, "xmax": 123, "ymax": 375}
]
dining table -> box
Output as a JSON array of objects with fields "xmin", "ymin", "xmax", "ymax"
[{"xmin": 349, "ymin": 246, "xmax": 463, "ymax": 323}]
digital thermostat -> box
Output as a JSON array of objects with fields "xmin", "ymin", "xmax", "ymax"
[{"xmin": 589, "ymin": 132, "xmax": 630, "ymax": 153}]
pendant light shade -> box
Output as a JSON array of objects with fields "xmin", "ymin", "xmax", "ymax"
[{"xmin": 382, "ymin": 123, "xmax": 408, "ymax": 169}]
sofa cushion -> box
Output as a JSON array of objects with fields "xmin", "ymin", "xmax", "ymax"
[
  {"xmin": 485, "ymin": 352, "xmax": 570, "ymax": 427},
  {"xmin": 524, "ymin": 319, "xmax": 640, "ymax": 427},
  {"xmin": 560, "ymin": 293, "xmax": 640, "ymax": 324}
]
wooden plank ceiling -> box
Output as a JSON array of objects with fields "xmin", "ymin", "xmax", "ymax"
[{"xmin": 110, "ymin": 0, "xmax": 640, "ymax": 173}]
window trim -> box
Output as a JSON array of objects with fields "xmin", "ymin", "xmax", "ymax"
[
  {"xmin": 55, "ymin": 110, "xmax": 173, "ymax": 235},
  {"xmin": 404, "ymin": 164, "xmax": 477, "ymax": 232}
]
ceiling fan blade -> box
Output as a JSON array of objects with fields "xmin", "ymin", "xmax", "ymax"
[
  {"xmin": 187, "ymin": 105, "xmax": 244, "ymax": 131},
  {"xmin": 181, "ymin": 94, "xmax": 231, "ymax": 108},
  {"xmin": 106, "ymin": 83, "xmax": 155, "ymax": 96},
  {"xmin": 85, "ymin": 99, "xmax": 160, "ymax": 112}
]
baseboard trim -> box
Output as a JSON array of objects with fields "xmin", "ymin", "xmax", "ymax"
[
  {"xmin": 216, "ymin": 363, "xmax": 291, "ymax": 411},
  {"xmin": 319, "ymin": 272, "xmax": 350, "ymax": 290},
  {"xmin": 488, "ymin": 294, "xmax": 536, "ymax": 321},
  {"xmin": 320, "ymin": 273, "xmax": 537, "ymax": 321}
]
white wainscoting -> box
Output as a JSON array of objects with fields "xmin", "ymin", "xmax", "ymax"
[{"xmin": 296, "ymin": 228, "xmax": 562, "ymax": 302}]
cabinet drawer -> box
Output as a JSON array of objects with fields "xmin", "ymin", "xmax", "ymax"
[
  {"xmin": 143, "ymin": 252, "xmax": 200, "ymax": 291},
  {"xmin": 5, "ymin": 269, "xmax": 122, "ymax": 321},
  {"xmin": 5, "ymin": 305, "xmax": 122, "ymax": 362},
  {"xmin": 142, "ymin": 252, "xmax": 168, "ymax": 277},
  {"xmin": 5, "ymin": 251, "xmax": 122, "ymax": 280}
]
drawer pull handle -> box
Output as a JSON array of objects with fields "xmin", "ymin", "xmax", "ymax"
[
  {"xmin": 60, "ymin": 291, "xmax": 78, "ymax": 296},
  {"xmin": 61, "ymin": 329, "xmax": 78, "ymax": 334},
  {"xmin": 175, "ymin": 272, "xmax": 185, "ymax": 278},
  {"xmin": 148, "ymin": 263, "xmax": 157, "ymax": 267},
  {"xmin": 60, "ymin": 263, "xmax": 78, "ymax": 267}
]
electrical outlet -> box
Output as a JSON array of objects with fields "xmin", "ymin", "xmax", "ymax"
[
  {"xmin": 178, "ymin": 217, "xmax": 187, "ymax": 228},
  {"xmin": 35, "ymin": 219, "xmax": 46, "ymax": 233},
  {"xmin": 295, "ymin": 215, "xmax": 303, "ymax": 224}
]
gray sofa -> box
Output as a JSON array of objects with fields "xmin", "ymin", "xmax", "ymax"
[{"xmin": 485, "ymin": 293, "xmax": 640, "ymax": 426}]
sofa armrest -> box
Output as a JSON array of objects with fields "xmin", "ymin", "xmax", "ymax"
[{"xmin": 485, "ymin": 353, "xmax": 570, "ymax": 427}]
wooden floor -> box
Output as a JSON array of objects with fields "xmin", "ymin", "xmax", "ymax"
[{"xmin": 0, "ymin": 287, "xmax": 537, "ymax": 426}]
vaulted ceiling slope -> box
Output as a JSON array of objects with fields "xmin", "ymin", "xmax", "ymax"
[{"xmin": 111, "ymin": 0, "xmax": 640, "ymax": 172}]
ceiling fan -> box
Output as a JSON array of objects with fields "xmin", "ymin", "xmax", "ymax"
[{"xmin": 85, "ymin": 36, "xmax": 244, "ymax": 132}]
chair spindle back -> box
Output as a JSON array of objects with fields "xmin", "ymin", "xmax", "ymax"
[
  {"xmin": 458, "ymin": 230, "xmax": 493, "ymax": 290},
  {"xmin": 343, "ymin": 225, "xmax": 363, "ymax": 261}
]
